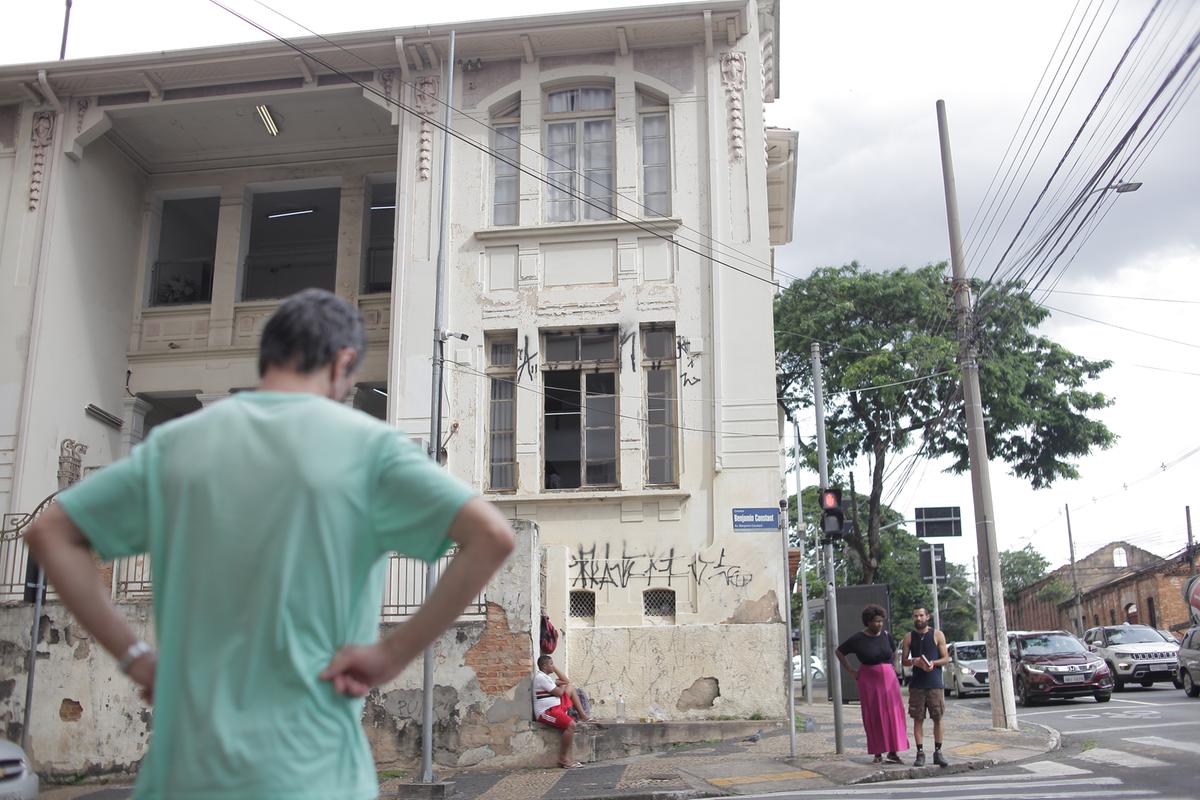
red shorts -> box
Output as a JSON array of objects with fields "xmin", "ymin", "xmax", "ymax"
[{"xmin": 537, "ymin": 695, "xmax": 574, "ymax": 730}]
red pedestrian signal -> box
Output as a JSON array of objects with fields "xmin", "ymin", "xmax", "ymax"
[{"xmin": 819, "ymin": 487, "xmax": 845, "ymax": 537}]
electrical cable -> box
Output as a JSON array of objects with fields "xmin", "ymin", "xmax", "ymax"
[
  {"xmin": 982, "ymin": 0, "xmax": 1165, "ymax": 289},
  {"xmin": 220, "ymin": 0, "xmax": 799, "ymax": 287}
]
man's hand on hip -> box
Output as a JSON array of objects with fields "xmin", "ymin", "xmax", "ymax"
[
  {"xmin": 129, "ymin": 651, "xmax": 158, "ymax": 704},
  {"xmin": 319, "ymin": 641, "xmax": 414, "ymax": 697}
]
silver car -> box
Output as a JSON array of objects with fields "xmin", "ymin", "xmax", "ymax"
[
  {"xmin": 0, "ymin": 738, "xmax": 38, "ymax": 800},
  {"xmin": 944, "ymin": 640, "xmax": 990, "ymax": 698},
  {"xmin": 1179, "ymin": 626, "xmax": 1200, "ymax": 698}
]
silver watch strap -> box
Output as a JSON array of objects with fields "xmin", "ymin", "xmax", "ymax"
[{"xmin": 118, "ymin": 640, "xmax": 151, "ymax": 674}]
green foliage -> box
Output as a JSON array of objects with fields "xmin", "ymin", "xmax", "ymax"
[
  {"xmin": 1036, "ymin": 578, "xmax": 1073, "ymax": 605},
  {"xmin": 776, "ymin": 262, "xmax": 1114, "ymax": 583},
  {"xmin": 1001, "ymin": 544, "xmax": 1052, "ymax": 604}
]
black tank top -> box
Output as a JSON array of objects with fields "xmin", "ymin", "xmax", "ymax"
[{"xmin": 908, "ymin": 628, "xmax": 944, "ymax": 689}]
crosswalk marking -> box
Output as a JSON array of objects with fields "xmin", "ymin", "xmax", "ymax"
[
  {"xmin": 714, "ymin": 776, "xmax": 1126, "ymax": 796},
  {"xmin": 1073, "ymin": 747, "xmax": 1170, "ymax": 769},
  {"xmin": 1019, "ymin": 760, "xmax": 1092, "ymax": 777},
  {"xmin": 1123, "ymin": 735, "xmax": 1200, "ymax": 756}
]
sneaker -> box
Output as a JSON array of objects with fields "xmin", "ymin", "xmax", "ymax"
[
  {"xmin": 913, "ymin": 751, "xmax": 925, "ymax": 767},
  {"xmin": 885, "ymin": 752, "xmax": 903, "ymax": 764},
  {"xmin": 933, "ymin": 750, "xmax": 949, "ymax": 767}
]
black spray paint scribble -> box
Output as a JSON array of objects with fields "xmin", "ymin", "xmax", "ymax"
[
  {"xmin": 569, "ymin": 543, "xmax": 753, "ymax": 590},
  {"xmin": 516, "ymin": 333, "xmax": 538, "ymax": 382},
  {"xmin": 677, "ymin": 335, "xmax": 702, "ymax": 387}
]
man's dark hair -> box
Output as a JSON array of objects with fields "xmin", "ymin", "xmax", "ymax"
[
  {"xmin": 861, "ymin": 604, "xmax": 887, "ymax": 626},
  {"xmin": 537, "ymin": 655, "xmax": 553, "ymax": 669},
  {"xmin": 913, "ymin": 606, "xmax": 928, "ymax": 615},
  {"xmin": 258, "ymin": 289, "xmax": 367, "ymax": 377}
]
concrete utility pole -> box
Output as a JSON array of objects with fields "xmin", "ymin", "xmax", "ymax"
[
  {"xmin": 421, "ymin": 29, "xmax": 456, "ymax": 784},
  {"xmin": 935, "ymin": 99, "xmax": 1017, "ymax": 731},
  {"xmin": 811, "ymin": 343, "xmax": 844, "ymax": 753},
  {"xmin": 59, "ymin": 0, "xmax": 73, "ymax": 60},
  {"xmin": 1065, "ymin": 505, "xmax": 1084, "ymax": 635},
  {"xmin": 779, "ymin": 498, "xmax": 797, "ymax": 758},
  {"xmin": 792, "ymin": 419, "xmax": 813, "ymax": 705},
  {"xmin": 1187, "ymin": 506, "xmax": 1195, "ymax": 576},
  {"xmin": 930, "ymin": 546, "xmax": 942, "ymax": 633},
  {"xmin": 972, "ymin": 557, "xmax": 983, "ymax": 639}
]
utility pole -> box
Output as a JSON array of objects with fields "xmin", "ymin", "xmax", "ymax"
[
  {"xmin": 936, "ymin": 99, "xmax": 1017, "ymax": 731},
  {"xmin": 59, "ymin": 0, "xmax": 73, "ymax": 60},
  {"xmin": 792, "ymin": 419, "xmax": 813, "ymax": 705},
  {"xmin": 930, "ymin": 546, "xmax": 942, "ymax": 633},
  {"xmin": 420, "ymin": 30, "xmax": 456, "ymax": 785},
  {"xmin": 1065, "ymin": 505, "xmax": 1084, "ymax": 635},
  {"xmin": 1187, "ymin": 506, "xmax": 1195, "ymax": 576},
  {"xmin": 812, "ymin": 343, "xmax": 844, "ymax": 753},
  {"xmin": 779, "ymin": 498, "xmax": 797, "ymax": 758}
]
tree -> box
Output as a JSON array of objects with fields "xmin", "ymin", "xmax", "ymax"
[
  {"xmin": 1000, "ymin": 544, "xmax": 1052, "ymax": 604},
  {"xmin": 776, "ymin": 262, "xmax": 1114, "ymax": 583}
]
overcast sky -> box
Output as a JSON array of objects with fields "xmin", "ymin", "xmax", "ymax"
[{"xmin": 3, "ymin": 1, "xmax": 1197, "ymax": 577}]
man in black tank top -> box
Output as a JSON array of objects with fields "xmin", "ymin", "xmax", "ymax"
[{"xmin": 901, "ymin": 606, "xmax": 950, "ymax": 767}]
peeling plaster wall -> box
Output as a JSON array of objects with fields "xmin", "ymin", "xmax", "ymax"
[
  {"xmin": 568, "ymin": 623, "xmax": 788, "ymax": 720},
  {"xmin": 0, "ymin": 521, "xmax": 546, "ymax": 777}
]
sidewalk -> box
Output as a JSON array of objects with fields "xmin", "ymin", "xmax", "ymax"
[
  {"xmin": 40, "ymin": 699, "xmax": 1057, "ymax": 800},
  {"xmin": 397, "ymin": 697, "xmax": 1056, "ymax": 799}
]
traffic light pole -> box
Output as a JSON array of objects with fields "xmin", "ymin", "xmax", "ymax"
[
  {"xmin": 936, "ymin": 100, "xmax": 1017, "ymax": 730},
  {"xmin": 792, "ymin": 418, "xmax": 813, "ymax": 705},
  {"xmin": 811, "ymin": 342, "xmax": 844, "ymax": 753}
]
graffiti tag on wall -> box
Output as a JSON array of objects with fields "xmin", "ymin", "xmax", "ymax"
[{"xmin": 569, "ymin": 543, "xmax": 753, "ymax": 590}]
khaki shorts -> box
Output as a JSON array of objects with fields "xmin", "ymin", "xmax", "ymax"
[{"xmin": 908, "ymin": 686, "xmax": 945, "ymax": 721}]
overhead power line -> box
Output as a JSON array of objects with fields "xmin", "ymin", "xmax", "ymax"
[{"xmin": 218, "ymin": 0, "xmax": 797, "ymax": 287}]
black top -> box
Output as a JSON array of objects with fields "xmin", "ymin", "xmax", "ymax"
[
  {"xmin": 907, "ymin": 628, "xmax": 944, "ymax": 689},
  {"xmin": 837, "ymin": 630, "xmax": 896, "ymax": 665}
]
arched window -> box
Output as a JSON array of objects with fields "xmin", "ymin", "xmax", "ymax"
[
  {"xmin": 544, "ymin": 86, "xmax": 615, "ymax": 222},
  {"xmin": 491, "ymin": 97, "xmax": 521, "ymax": 226},
  {"xmin": 1113, "ymin": 547, "xmax": 1127, "ymax": 568}
]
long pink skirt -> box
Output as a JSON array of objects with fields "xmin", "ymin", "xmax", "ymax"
[{"xmin": 857, "ymin": 663, "xmax": 910, "ymax": 755}]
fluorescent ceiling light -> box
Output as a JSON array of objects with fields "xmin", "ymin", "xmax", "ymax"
[
  {"xmin": 370, "ymin": 204, "xmax": 396, "ymax": 210},
  {"xmin": 266, "ymin": 208, "xmax": 316, "ymax": 219},
  {"xmin": 371, "ymin": 387, "xmax": 388, "ymax": 396},
  {"xmin": 255, "ymin": 104, "xmax": 279, "ymax": 136}
]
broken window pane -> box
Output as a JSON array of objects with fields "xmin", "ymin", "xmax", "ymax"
[
  {"xmin": 544, "ymin": 369, "xmax": 582, "ymax": 489},
  {"xmin": 152, "ymin": 197, "xmax": 218, "ymax": 306},
  {"xmin": 243, "ymin": 187, "xmax": 340, "ymax": 301},
  {"xmin": 583, "ymin": 372, "xmax": 617, "ymax": 485}
]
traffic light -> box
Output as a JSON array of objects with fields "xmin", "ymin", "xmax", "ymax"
[{"xmin": 819, "ymin": 487, "xmax": 845, "ymax": 537}]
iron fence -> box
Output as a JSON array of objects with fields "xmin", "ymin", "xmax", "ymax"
[{"xmin": 381, "ymin": 548, "xmax": 487, "ymax": 622}]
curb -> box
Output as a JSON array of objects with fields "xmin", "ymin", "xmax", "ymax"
[
  {"xmin": 847, "ymin": 758, "xmax": 998, "ymax": 785},
  {"xmin": 1019, "ymin": 718, "xmax": 1062, "ymax": 754}
]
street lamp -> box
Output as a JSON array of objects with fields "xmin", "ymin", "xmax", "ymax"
[{"xmin": 1091, "ymin": 179, "xmax": 1143, "ymax": 195}]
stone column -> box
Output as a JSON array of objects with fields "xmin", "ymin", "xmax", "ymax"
[
  {"xmin": 195, "ymin": 392, "xmax": 230, "ymax": 407},
  {"xmin": 334, "ymin": 174, "xmax": 366, "ymax": 301},
  {"xmin": 120, "ymin": 397, "xmax": 153, "ymax": 456},
  {"xmin": 208, "ymin": 187, "xmax": 250, "ymax": 348}
]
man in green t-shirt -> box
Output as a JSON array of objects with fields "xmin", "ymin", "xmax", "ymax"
[{"xmin": 25, "ymin": 289, "xmax": 514, "ymax": 799}]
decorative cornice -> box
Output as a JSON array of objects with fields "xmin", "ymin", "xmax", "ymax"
[
  {"xmin": 474, "ymin": 216, "xmax": 682, "ymax": 242},
  {"xmin": 28, "ymin": 111, "xmax": 55, "ymax": 211},
  {"xmin": 413, "ymin": 76, "xmax": 439, "ymax": 180},
  {"xmin": 720, "ymin": 51, "xmax": 746, "ymax": 163}
]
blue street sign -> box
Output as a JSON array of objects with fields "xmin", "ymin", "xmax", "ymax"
[{"xmin": 732, "ymin": 507, "xmax": 780, "ymax": 531}]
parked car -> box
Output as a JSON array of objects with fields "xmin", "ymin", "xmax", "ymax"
[
  {"xmin": 1177, "ymin": 626, "xmax": 1200, "ymax": 698},
  {"xmin": 792, "ymin": 654, "xmax": 825, "ymax": 682},
  {"xmin": 1156, "ymin": 628, "xmax": 1182, "ymax": 644},
  {"xmin": 1082, "ymin": 624, "xmax": 1181, "ymax": 690},
  {"xmin": 1009, "ymin": 630, "xmax": 1113, "ymax": 705},
  {"xmin": 0, "ymin": 738, "xmax": 38, "ymax": 800},
  {"xmin": 944, "ymin": 640, "xmax": 989, "ymax": 698}
]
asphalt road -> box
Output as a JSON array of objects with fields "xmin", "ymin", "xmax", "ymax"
[{"xmin": 739, "ymin": 682, "xmax": 1200, "ymax": 800}]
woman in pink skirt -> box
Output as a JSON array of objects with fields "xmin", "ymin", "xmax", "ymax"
[{"xmin": 835, "ymin": 604, "xmax": 910, "ymax": 763}]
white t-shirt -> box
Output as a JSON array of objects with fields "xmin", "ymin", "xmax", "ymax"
[{"xmin": 533, "ymin": 670, "xmax": 559, "ymax": 716}]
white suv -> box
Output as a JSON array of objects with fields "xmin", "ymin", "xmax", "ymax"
[{"xmin": 1083, "ymin": 624, "xmax": 1181, "ymax": 691}]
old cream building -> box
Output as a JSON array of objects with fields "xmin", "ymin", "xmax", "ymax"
[{"xmin": 1, "ymin": 0, "xmax": 797, "ymax": 725}]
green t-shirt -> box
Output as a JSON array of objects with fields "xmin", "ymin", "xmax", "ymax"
[{"xmin": 56, "ymin": 391, "xmax": 476, "ymax": 800}]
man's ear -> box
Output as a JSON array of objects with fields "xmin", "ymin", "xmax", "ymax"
[{"xmin": 334, "ymin": 347, "xmax": 358, "ymax": 380}]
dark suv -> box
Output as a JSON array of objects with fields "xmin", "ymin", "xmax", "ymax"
[{"xmin": 1009, "ymin": 630, "xmax": 1113, "ymax": 705}]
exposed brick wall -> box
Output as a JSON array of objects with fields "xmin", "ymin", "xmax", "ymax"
[
  {"xmin": 1079, "ymin": 554, "xmax": 1199, "ymax": 633},
  {"xmin": 463, "ymin": 602, "xmax": 532, "ymax": 694}
]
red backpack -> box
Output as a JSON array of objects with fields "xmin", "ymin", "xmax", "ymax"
[{"xmin": 540, "ymin": 612, "xmax": 560, "ymax": 654}]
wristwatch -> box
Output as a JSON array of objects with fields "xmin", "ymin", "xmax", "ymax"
[{"xmin": 118, "ymin": 640, "xmax": 152, "ymax": 674}]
